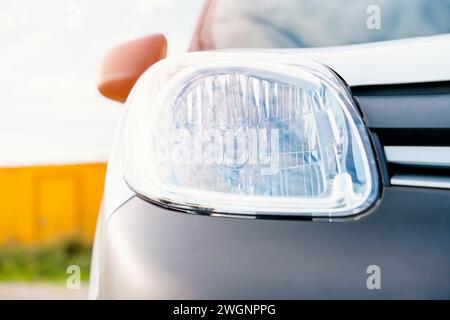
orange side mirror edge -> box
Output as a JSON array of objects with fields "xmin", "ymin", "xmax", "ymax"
[{"xmin": 98, "ymin": 34, "xmax": 167, "ymax": 103}]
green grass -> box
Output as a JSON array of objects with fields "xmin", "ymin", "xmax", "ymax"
[{"xmin": 0, "ymin": 238, "xmax": 92, "ymax": 282}]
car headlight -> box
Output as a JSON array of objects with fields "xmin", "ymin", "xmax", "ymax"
[{"xmin": 123, "ymin": 52, "xmax": 379, "ymax": 218}]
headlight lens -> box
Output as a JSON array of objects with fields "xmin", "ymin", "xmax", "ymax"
[{"xmin": 123, "ymin": 52, "xmax": 379, "ymax": 218}]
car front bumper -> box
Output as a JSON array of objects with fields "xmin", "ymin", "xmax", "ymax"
[{"xmin": 98, "ymin": 185, "xmax": 450, "ymax": 299}]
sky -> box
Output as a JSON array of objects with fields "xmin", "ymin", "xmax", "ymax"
[{"xmin": 0, "ymin": 0, "xmax": 203, "ymax": 166}]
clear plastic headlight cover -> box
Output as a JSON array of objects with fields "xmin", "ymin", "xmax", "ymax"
[{"xmin": 123, "ymin": 52, "xmax": 379, "ymax": 218}]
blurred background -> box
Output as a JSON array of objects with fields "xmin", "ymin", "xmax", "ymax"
[{"xmin": 0, "ymin": 0, "xmax": 202, "ymax": 298}]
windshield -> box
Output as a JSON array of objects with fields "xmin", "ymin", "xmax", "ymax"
[{"xmin": 194, "ymin": 0, "xmax": 450, "ymax": 49}]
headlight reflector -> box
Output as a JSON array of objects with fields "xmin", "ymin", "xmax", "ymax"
[{"xmin": 123, "ymin": 52, "xmax": 379, "ymax": 218}]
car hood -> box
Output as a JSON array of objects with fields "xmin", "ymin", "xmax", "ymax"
[{"xmin": 261, "ymin": 34, "xmax": 450, "ymax": 87}]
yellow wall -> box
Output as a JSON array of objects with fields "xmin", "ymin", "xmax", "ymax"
[{"xmin": 0, "ymin": 163, "xmax": 106, "ymax": 245}]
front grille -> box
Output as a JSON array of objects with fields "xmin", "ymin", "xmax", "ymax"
[{"xmin": 352, "ymin": 81, "xmax": 450, "ymax": 189}]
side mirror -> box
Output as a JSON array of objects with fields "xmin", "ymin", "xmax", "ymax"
[{"xmin": 97, "ymin": 34, "xmax": 167, "ymax": 103}]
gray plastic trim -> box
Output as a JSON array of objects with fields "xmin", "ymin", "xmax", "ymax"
[
  {"xmin": 391, "ymin": 174, "xmax": 450, "ymax": 189},
  {"xmin": 385, "ymin": 146, "xmax": 450, "ymax": 167}
]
